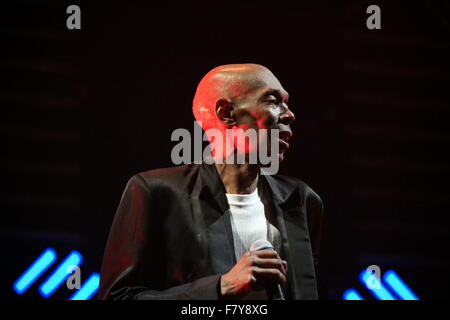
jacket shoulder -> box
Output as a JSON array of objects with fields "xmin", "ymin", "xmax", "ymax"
[
  {"xmin": 128, "ymin": 164, "xmax": 198, "ymax": 193},
  {"xmin": 271, "ymin": 173, "xmax": 323, "ymax": 208}
]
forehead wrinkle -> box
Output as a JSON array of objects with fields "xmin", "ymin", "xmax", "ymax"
[
  {"xmin": 250, "ymin": 75, "xmax": 288, "ymax": 103},
  {"xmin": 263, "ymin": 88, "xmax": 290, "ymax": 100}
]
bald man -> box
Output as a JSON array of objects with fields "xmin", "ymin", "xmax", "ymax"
[{"xmin": 99, "ymin": 64, "xmax": 324, "ymax": 300}]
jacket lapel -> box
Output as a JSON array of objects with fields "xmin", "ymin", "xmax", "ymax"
[
  {"xmin": 191, "ymin": 164, "xmax": 236, "ymax": 275},
  {"xmin": 262, "ymin": 174, "xmax": 318, "ymax": 299}
]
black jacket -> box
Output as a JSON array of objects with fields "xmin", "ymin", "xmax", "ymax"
[{"xmin": 99, "ymin": 163, "xmax": 324, "ymax": 300}]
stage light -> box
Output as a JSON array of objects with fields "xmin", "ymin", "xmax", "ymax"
[
  {"xmin": 13, "ymin": 248, "xmax": 57, "ymax": 295},
  {"xmin": 342, "ymin": 268, "xmax": 419, "ymax": 300},
  {"xmin": 69, "ymin": 273, "xmax": 100, "ymax": 300},
  {"xmin": 359, "ymin": 269, "xmax": 397, "ymax": 300},
  {"xmin": 383, "ymin": 270, "xmax": 419, "ymax": 300},
  {"xmin": 39, "ymin": 250, "xmax": 83, "ymax": 298},
  {"xmin": 342, "ymin": 289, "xmax": 364, "ymax": 300}
]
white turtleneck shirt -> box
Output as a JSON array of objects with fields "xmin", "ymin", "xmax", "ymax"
[{"xmin": 225, "ymin": 188, "xmax": 279, "ymax": 261}]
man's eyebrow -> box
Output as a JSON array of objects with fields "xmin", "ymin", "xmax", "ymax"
[{"xmin": 260, "ymin": 88, "xmax": 289, "ymax": 101}]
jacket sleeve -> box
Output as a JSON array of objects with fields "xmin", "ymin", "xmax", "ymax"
[
  {"xmin": 98, "ymin": 174, "xmax": 221, "ymax": 300},
  {"xmin": 305, "ymin": 189, "xmax": 324, "ymax": 272}
]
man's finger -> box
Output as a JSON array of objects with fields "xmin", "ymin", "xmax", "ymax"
[
  {"xmin": 252, "ymin": 249, "xmax": 278, "ymax": 258},
  {"xmin": 252, "ymin": 258, "xmax": 284, "ymax": 271},
  {"xmin": 282, "ymin": 260, "xmax": 288, "ymax": 273},
  {"xmin": 252, "ymin": 267, "xmax": 287, "ymax": 285}
]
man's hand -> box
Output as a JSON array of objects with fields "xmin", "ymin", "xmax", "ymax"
[{"xmin": 220, "ymin": 249, "xmax": 288, "ymax": 298}]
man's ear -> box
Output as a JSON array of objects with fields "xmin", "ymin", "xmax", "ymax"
[{"xmin": 215, "ymin": 99, "xmax": 236, "ymax": 126}]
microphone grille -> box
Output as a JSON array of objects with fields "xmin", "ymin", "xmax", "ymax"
[{"xmin": 250, "ymin": 239, "xmax": 273, "ymax": 251}]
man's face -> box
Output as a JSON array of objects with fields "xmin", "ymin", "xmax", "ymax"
[{"xmin": 231, "ymin": 69, "xmax": 296, "ymax": 162}]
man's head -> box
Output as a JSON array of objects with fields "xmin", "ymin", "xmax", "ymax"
[{"xmin": 192, "ymin": 63, "xmax": 295, "ymax": 162}]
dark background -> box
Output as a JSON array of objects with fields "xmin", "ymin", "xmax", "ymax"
[{"xmin": 1, "ymin": 0, "xmax": 449, "ymax": 300}]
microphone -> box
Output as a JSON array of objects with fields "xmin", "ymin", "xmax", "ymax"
[{"xmin": 250, "ymin": 239, "xmax": 285, "ymax": 300}]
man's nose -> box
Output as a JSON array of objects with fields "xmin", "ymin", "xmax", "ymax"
[{"xmin": 279, "ymin": 105, "xmax": 295, "ymax": 126}]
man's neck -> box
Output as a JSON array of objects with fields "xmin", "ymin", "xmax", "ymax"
[{"xmin": 215, "ymin": 162, "xmax": 259, "ymax": 195}]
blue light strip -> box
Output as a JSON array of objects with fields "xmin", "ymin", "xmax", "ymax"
[
  {"xmin": 383, "ymin": 270, "xmax": 419, "ymax": 300},
  {"xmin": 39, "ymin": 250, "xmax": 83, "ymax": 298},
  {"xmin": 13, "ymin": 248, "xmax": 57, "ymax": 294},
  {"xmin": 69, "ymin": 273, "xmax": 100, "ymax": 300},
  {"xmin": 343, "ymin": 289, "xmax": 364, "ymax": 300},
  {"xmin": 359, "ymin": 270, "xmax": 397, "ymax": 300}
]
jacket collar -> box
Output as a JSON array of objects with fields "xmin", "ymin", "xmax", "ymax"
[
  {"xmin": 194, "ymin": 162, "xmax": 299, "ymax": 210},
  {"xmin": 194, "ymin": 162, "xmax": 229, "ymax": 214}
]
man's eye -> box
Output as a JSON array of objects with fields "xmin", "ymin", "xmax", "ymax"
[{"xmin": 265, "ymin": 96, "xmax": 278, "ymax": 104}]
